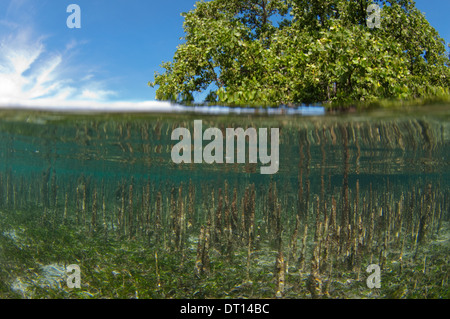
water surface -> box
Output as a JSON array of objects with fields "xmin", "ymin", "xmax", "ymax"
[{"xmin": 0, "ymin": 106, "xmax": 448, "ymax": 299}]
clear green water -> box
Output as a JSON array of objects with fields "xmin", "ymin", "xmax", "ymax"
[{"xmin": 0, "ymin": 106, "xmax": 449, "ymax": 299}]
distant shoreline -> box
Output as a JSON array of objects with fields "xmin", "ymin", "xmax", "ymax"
[{"xmin": 0, "ymin": 102, "xmax": 326, "ymax": 116}]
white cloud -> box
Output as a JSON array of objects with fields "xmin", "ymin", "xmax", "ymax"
[
  {"xmin": 0, "ymin": 28, "xmax": 177, "ymax": 112},
  {"xmin": 0, "ymin": 97, "xmax": 178, "ymax": 112},
  {"xmin": 0, "ymin": 29, "xmax": 44, "ymax": 98},
  {"xmin": 0, "ymin": 27, "xmax": 136, "ymax": 109},
  {"xmin": 81, "ymin": 74, "xmax": 94, "ymax": 81},
  {"xmin": 0, "ymin": 6, "xmax": 178, "ymax": 112},
  {"xmin": 80, "ymin": 88, "xmax": 116, "ymax": 100}
]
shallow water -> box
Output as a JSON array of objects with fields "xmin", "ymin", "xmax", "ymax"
[{"xmin": 0, "ymin": 106, "xmax": 449, "ymax": 299}]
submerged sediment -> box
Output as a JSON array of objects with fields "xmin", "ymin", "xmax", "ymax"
[{"xmin": 0, "ymin": 110, "xmax": 449, "ymax": 299}]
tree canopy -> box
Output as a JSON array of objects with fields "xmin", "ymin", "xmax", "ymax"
[{"xmin": 149, "ymin": 0, "xmax": 450, "ymax": 107}]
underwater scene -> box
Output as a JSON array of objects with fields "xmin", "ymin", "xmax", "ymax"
[{"xmin": 0, "ymin": 106, "xmax": 448, "ymax": 299}]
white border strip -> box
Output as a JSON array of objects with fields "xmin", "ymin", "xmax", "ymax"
[{"xmin": 0, "ymin": 99, "xmax": 325, "ymax": 115}]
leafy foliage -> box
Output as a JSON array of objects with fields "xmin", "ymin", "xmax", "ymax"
[{"xmin": 149, "ymin": 0, "xmax": 450, "ymax": 107}]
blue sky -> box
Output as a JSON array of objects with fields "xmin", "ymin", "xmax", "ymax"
[{"xmin": 0, "ymin": 0, "xmax": 448, "ymax": 109}]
